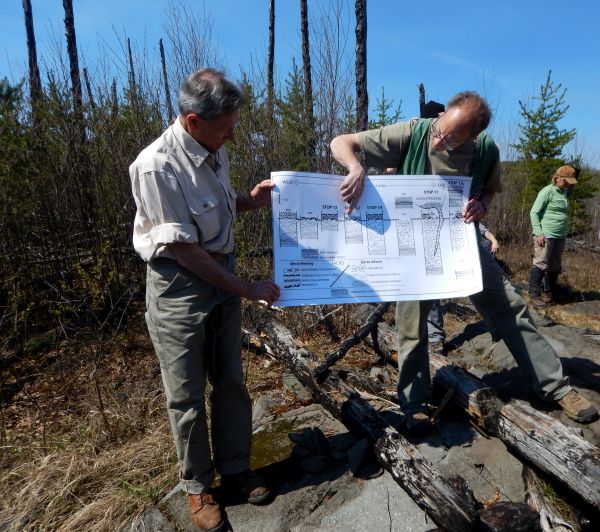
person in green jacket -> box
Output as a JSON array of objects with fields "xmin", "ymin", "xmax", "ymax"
[{"xmin": 529, "ymin": 165, "xmax": 578, "ymax": 305}]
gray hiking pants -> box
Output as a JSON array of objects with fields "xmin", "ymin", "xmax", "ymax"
[
  {"xmin": 145, "ymin": 255, "xmax": 251, "ymax": 494},
  {"xmin": 396, "ymin": 240, "xmax": 570, "ymax": 413}
]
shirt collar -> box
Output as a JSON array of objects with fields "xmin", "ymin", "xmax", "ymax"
[{"xmin": 172, "ymin": 118, "xmax": 212, "ymax": 168}]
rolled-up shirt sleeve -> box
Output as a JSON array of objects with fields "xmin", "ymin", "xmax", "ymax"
[{"xmin": 139, "ymin": 170, "xmax": 198, "ymax": 245}]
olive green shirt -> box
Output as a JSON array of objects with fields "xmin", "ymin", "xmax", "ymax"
[{"xmin": 359, "ymin": 121, "xmax": 502, "ymax": 192}]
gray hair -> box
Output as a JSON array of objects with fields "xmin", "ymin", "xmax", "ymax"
[{"xmin": 178, "ymin": 68, "xmax": 246, "ymax": 120}]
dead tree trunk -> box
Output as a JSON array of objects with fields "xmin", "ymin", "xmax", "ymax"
[
  {"xmin": 127, "ymin": 38, "xmax": 137, "ymax": 106},
  {"xmin": 111, "ymin": 78, "xmax": 118, "ymax": 117},
  {"xmin": 82, "ymin": 67, "xmax": 95, "ymax": 109},
  {"xmin": 62, "ymin": 0, "xmax": 83, "ymax": 111},
  {"xmin": 159, "ymin": 38, "xmax": 174, "ymax": 123},
  {"xmin": 300, "ymin": 0, "xmax": 315, "ymax": 159},
  {"xmin": 354, "ymin": 0, "xmax": 368, "ymax": 132},
  {"xmin": 349, "ymin": 304, "xmax": 600, "ymax": 508},
  {"xmin": 260, "ymin": 312, "xmax": 478, "ymax": 531},
  {"xmin": 22, "ymin": 0, "xmax": 42, "ymax": 104},
  {"xmin": 418, "ymin": 83, "xmax": 426, "ymax": 117},
  {"xmin": 267, "ymin": 0, "xmax": 275, "ymax": 122}
]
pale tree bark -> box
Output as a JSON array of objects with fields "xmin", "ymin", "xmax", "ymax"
[
  {"xmin": 354, "ymin": 0, "xmax": 368, "ymax": 132},
  {"xmin": 22, "ymin": 0, "xmax": 42, "ymax": 104},
  {"xmin": 267, "ymin": 0, "xmax": 275, "ymax": 121},
  {"xmin": 159, "ymin": 39, "xmax": 175, "ymax": 123},
  {"xmin": 300, "ymin": 0, "xmax": 315, "ymax": 158}
]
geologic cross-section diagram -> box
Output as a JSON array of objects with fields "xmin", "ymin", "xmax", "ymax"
[{"xmin": 271, "ymin": 171, "xmax": 482, "ymax": 307}]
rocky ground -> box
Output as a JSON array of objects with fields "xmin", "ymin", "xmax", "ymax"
[{"xmin": 131, "ymin": 301, "xmax": 600, "ymax": 532}]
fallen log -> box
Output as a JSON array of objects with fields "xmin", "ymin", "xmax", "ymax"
[
  {"xmin": 350, "ymin": 305, "xmax": 600, "ymax": 508},
  {"xmin": 259, "ymin": 312, "xmax": 478, "ymax": 532}
]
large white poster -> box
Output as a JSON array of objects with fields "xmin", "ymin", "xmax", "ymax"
[{"xmin": 271, "ymin": 171, "xmax": 482, "ymax": 308}]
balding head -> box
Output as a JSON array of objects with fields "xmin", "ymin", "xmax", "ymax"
[{"xmin": 446, "ymin": 91, "xmax": 492, "ymax": 136}]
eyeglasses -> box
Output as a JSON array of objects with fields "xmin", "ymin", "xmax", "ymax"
[{"xmin": 430, "ymin": 117, "xmax": 469, "ymax": 151}]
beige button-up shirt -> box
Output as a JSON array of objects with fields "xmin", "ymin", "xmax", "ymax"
[{"xmin": 130, "ymin": 119, "xmax": 238, "ymax": 262}]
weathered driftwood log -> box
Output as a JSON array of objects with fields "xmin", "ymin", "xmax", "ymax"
[
  {"xmin": 523, "ymin": 467, "xmax": 578, "ymax": 532},
  {"xmin": 349, "ymin": 305, "xmax": 600, "ymax": 508},
  {"xmin": 260, "ymin": 313, "xmax": 478, "ymax": 531}
]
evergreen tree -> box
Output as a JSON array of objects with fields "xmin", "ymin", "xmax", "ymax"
[
  {"xmin": 368, "ymin": 86, "xmax": 402, "ymax": 129},
  {"xmin": 512, "ymin": 70, "xmax": 597, "ymax": 234},
  {"xmin": 278, "ymin": 60, "xmax": 314, "ymax": 171},
  {"xmin": 513, "ymin": 70, "xmax": 575, "ymax": 202}
]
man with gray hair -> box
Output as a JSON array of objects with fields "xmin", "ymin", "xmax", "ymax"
[{"xmin": 130, "ymin": 68, "xmax": 280, "ymax": 532}]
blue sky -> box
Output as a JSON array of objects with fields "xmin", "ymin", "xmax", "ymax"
[{"xmin": 2, "ymin": 0, "xmax": 599, "ymax": 165}]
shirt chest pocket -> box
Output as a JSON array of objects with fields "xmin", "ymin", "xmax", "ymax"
[{"xmin": 188, "ymin": 193, "xmax": 221, "ymax": 243}]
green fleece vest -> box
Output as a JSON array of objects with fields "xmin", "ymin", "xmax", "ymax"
[{"xmin": 398, "ymin": 118, "xmax": 498, "ymax": 198}]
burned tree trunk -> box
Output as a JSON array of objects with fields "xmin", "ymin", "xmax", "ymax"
[
  {"xmin": 354, "ymin": 0, "xmax": 368, "ymax": 132},
  {"xmin": 418, "ymin": 83, "xmax": 426, "ymax": 117},
  {"xmin": 159, "ymin": 39, "xmax": 175, "ymax": 123},
  {"xmin": 62, "ymin": 0, "xmax": 83, "ymax": 111},
  {"xmin": 260, "ymin": 313, "xmax": 478, "ymax": 531},
  {"xmin": 22, "ymin": 0, "xmax": 42, "ymax": 104},
  {"xmin": 267, "ymin": 0, "xmax": 275, "ymax": 122},
  {"xmin": 127, "ymin": 38, "xmax": 137, "ymax": 106},
  {"xmin": 300, "ymin": 0, "xmax": 315, "ymax": 159},
  {"xmin": 82, "ymin": 67, "xmax": 95, "ymax": 110}
]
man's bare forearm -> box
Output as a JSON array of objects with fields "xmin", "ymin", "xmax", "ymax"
[{"xmin": 330, "ymin": 133, "xmax": 363, "ymax": 171}]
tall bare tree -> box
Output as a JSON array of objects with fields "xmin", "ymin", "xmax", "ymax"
[
  {"xmin": 267, "ymin": 0, "xmax": 275, "ymax": 120},
  {"xmin": 22, "ymin": 0, "xmax": 42, "ymax": 104},
  {"xmin": 159, "ymin": 38, "xmax": 174, "ymax": 123},
  {"xmin": 127, "ymin": 38, "xmax": 137, "ymax": 104},
  {"xmin": 354, "ymin": 0, "xmax": 368, "ymax": 132},
  {"xmin": 83, "ymin": 67, "xmax": 96, "ymax": 109},
  {"xmin": 300, "ymin": 0, "xmax": 315, "ymax": 158},
  {"xmin": 62, "ymin": 0, "xmax": 82, "ymax": 111}
]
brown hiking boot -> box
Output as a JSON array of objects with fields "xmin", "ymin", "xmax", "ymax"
[
  {"xmin": 558, "ymin": 390, "xmax": 598, "ymax": 423},
  {"xmin": 188, "ymin": 491, "xmax": 225, "ymax": 532},
  {"xmin": 222, "ymin": 469, "xmax": 271, "ymax": 504}
]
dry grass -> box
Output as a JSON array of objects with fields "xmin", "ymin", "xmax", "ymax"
[
  {"xmin": 0, "ymin": 423, "xmax": 176, "ymax": 531},
  {"xmin": 498, "ymin": 241, "xmax": 600, "ymax": 296}
]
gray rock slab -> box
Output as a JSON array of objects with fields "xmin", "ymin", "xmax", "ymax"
[
  {"xmin": 130, "ymin": 504, "xmax": 177, "ymax": 532},
  {"xmin": 293, "ymin": 471, "xmax": 431, "ymax": 532},
  {"xmin": 437, "ymin": 436, "xmax": 525, "ymax": 504}
]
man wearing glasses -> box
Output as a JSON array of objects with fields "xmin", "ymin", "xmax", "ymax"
[
  {"xmin": 330, "ymin": 91, "xmax": 597, "ymax": 436},
  {"xmin": 130, "ymin": 69, "xmax": 280, "ymax": 532}
]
